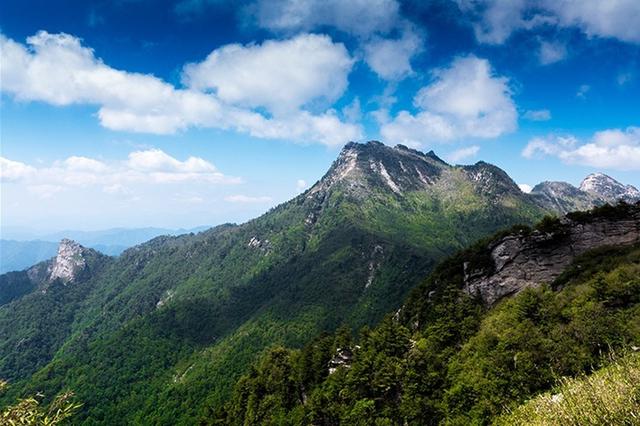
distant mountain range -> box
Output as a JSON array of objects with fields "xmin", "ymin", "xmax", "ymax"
[
  {"xmin": 0, "ymin": 226, "xmax": 209, "ymax": 273},
  {"xmin": 0, "ymin": 141, "xmax": 638, "ymax": 424}
]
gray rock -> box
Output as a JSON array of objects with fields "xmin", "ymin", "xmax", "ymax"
[
  {"xmin": 47, "ymin": 239, "xmax": 89, "ymax": 284},
  {"xmin": 464, "ymin": 209, "xmax": 640, "ymax": 306}
]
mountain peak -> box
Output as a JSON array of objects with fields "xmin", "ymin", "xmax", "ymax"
[
  {"xmin": 48, "ymin": 239, "xmax": 90, "ymax": 283},
  {"xmin": 314, "ymin": 141, "xmax": 449, "ymax": 197},
  {"xmin": 579, "ymin": 173, "xmax": 640, "ymax": 203}
]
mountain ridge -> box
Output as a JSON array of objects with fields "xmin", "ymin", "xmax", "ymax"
[{"xmin": 0, "ymin": 141, "xmax": 638, "ymax": 425}]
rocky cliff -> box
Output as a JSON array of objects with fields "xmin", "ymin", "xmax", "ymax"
[
  {"xmin": 463, "ymin": 203, "xmax": 640, "ymax": 305},
  {"xmin": 23, "ymin": 238, "xmax": 95, "ymax": 287}
]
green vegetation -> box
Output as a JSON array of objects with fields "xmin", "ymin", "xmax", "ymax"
[
  {"xmin": 218, "ymin": 225, "xmax": 640, "ymax": 425},
  {"xmin": 496, "ymin": 352, "xmax": 640, "ymax": 426},
  {"xmin": 0, "ymin": 153, "xmax": 549, "ymax": 425},
  {"xmin": 0, "ymin": 381, "xmax": 81, "ymax": 425},
  {"xmin": 3, "ymin": 199, "xmax": 637, "ymax": 425},
  {"xmin": 10, "ymin": 147, "xmax": 635, "ymax": 424}
]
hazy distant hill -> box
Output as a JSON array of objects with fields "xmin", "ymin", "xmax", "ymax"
[{"xmin": 0, "ymin": 226, "xmax": 209, "ymax": 273}]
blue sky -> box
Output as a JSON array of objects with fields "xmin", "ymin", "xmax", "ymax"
[{"xmin": 1, "ymin": 0, "xmax": 639, "ymax": 231}]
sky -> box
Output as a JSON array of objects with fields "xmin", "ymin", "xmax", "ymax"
[{"xmin": 1, "ymin": 0, "xmax": 639, "ymax": 232}]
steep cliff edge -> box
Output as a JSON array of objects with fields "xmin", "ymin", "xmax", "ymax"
[{"xmin": 463, "ymin": 203, "xmax": 640, "ymax": 305}]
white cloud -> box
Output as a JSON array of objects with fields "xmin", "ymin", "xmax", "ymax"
[
  {"xmin": 342, "ymin": 98, "xmax": 362, "ymax": 123},
  {"xmin": 250, "ymin": 0, "xmax": 401, "ymax": 37},
  {"xmin": 248, "ymin": 0, "xmax": 417, "ymax": 82},
  {"xmin": 538, "ymin": 40, "xmax": 567, "ymax": 65},
  {"xmin": 458, "ymin": 0, "xmax": 640, "ymax": 45},
  {"xmin": 0, "ymin": 31, "xmax": 361, "ymax": 146},
  {"xmin": 522, "ymin": 127, "xmax": 640, "ymax": 170},
  {"xmin": 518, "ymin": 183, "xmax": 533, "ymax": 193},
  {"xmin": 381, "ymin": 56, "xmax": 517, "ymax": 146},
  {"xmin": 456, "ymin": 0, "xmax": 534, "ymax": 45},
  {"xmin": 1, "ymin": 149, "xmax": 240, "ymax": 192},
  {"xmin": 544, "ymin": 0, "xmax": 640, "ymax": 44},
  {"xmin": 0, "ymin": 31, "xmax": 218, "ymax": 133},
  {"xmin": 522, "ymin": 135, "xmax": 578, "ymax": 158},
  {"xmin": 224, "ymin": 194, "xmax": 273, "ymax": 203},
  {"xmin": 523, "ymin": 109, "xmax": 551, "ymax": 121},
  {"xmin": 182, "ymin": 34, "xmax": 354, "ymax": 115},
  {"xmin": 363, "ymin": 26, "xmax": 423, "ymax": 80},
  {"xmin": 64, "ymin": 156, "xmax": 109, "ymax": 172},
  {"xmin": 126, "ymin": 149, "xmax": 235, "ymax": 183},
  {"xmin": 0, "ymin": 157, "xmax": 37, "ymax": 182},
  {"xmin": 446, "ymin": 146, "xmax": 480, "ymax": 163}
]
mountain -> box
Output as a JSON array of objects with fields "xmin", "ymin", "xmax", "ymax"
[
  {"xmin": 0, "ymin": 226, "xmax": 209, "ymax": 274},
  {"xmin": 0, "ymin": 141, "xmax": 637, "ymax": 424},
  {"xmin": 221, "ymin": 202, "xmax": 640, "ymax": 425},
  {"xmin": 529, "ymin": 172, "xmax": 640, "ymax": 214},
  {"xmin": 529, "ymin": 181, "xmax": 601, "ymax": 214},
  {"xmin": 579, "ymin": 172, "xmax": 640, "ymax": 203}
]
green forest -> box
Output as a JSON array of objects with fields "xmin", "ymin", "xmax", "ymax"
[{"xmin": 216, "ymin": 206, "xmax": 640, "ymax": 425}]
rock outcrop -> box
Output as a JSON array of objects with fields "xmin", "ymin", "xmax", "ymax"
[
  {"xmin": 47, "ymin": 239, "xmax": 89, "ymax": 283},
  {"xmin": 464, "ymin": 204, "xmax": 640, "ymax": 306},
  {"xmin": 328, "ymin": 347, "xmax": 355, "ymax": 374}
]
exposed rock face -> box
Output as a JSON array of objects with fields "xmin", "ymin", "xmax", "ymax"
[
  {"xmin": 580, "ymin": 173, "xmax": 640, "ymax": 203},
  {"xmin": 307, "ymin": 141, "xmax": 448, "ymax": 199},
  {"xmin": 47, "ymin": 239, "xmax": 89, "ymax": 283},
  {"xmin": 328, "ymin": 347, "xmax": 355, "ymax": 374},
  {"xmin": 462, "ymin": 161, "xmax": 522, "ymax": 201},
  {"xmin": 464, "ymin": 206, "xmax": 640, "ymax": 306},
  {"xmin": 530, "ymin": 181, "xmax": 602, "ymax": 214}
]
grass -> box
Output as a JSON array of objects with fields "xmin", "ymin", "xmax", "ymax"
[{"xmin": 495, "ymin": 351, "xmax": 640, "ymax": 425}]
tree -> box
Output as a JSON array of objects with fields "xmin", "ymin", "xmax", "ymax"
[{"xmin": 0, "ymin": 380, "xmax": 81, "ymax": 426}]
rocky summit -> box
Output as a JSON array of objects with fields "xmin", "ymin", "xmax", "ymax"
[
  {"xmin": 529, "ymin": 181, "xmax": 602, "ymax": 214},
  {"xmin": 580, "ymin": 172, "xmax": 640, "ymax": 203},
  {"xmin": 47, "ymin": 239, "xmax": 88, "ymax": 283}
]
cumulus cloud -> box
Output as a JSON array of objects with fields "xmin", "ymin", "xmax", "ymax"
[
  {"xmin": 248, "ymin": 0, "xmax": 421, "ymax": 82},
  {"xmin": 523, "ymin": 109, "xmax": 551, "ymax": 121},
  {"xmin": 363, "ymin": 26, "xmax": 423, "ymax": 80},
  {"xmin": 446, "ymin": 146, "xmax": 480, "ymax": 163},
  {"xmin": 182, "ymin": 34, "xmax": 353, "ymax": 115},
  {"xmin": 0, "ymin": 31, "xmax": 220, "ymax": 134},
  {"xmin": 249, "ymin": 0, "xmax": 401, "ymax": 37},
  {"xmin": 522, "ymin": 127, "xmax": 640, "ymax": 170},
  {"xmin": 380, "ymin": 56, "xmax": 517, "ymax": 146},
  {"xmin": 224, "ymin": 194, "xmax": 273, "ymax": 203},
  {"xmin": 0, "ymin": 157, "xmax": 37, "ymax": 182},
  {"xmin": 545, "ymin": 0, "xmax": 640, "ymax": 43},
  {"xmin": 455, "ymin": 0, "xmax": 535, "ymax": 44},
  {"xmin": 0, "ymin": 149, "xmax": 240, "ymax": 198},
  {"xmin": 0, "ymin": 31, "xmax": 361, "ymax": 146},
  {"xmin": 457, "ymin": 0, "xmax": 640, "ymax": 45}
]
